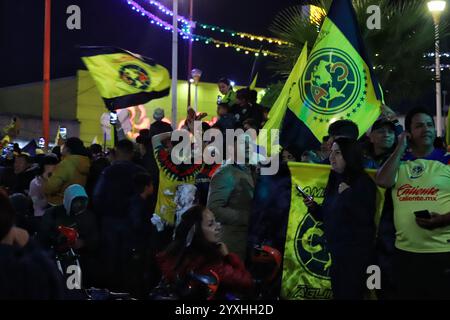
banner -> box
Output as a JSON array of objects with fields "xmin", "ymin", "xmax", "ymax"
[{"xmin": 281, "ymin": 162, "xmax": 385, "ymax": 299}]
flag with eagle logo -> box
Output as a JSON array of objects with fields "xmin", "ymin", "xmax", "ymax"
[
  {"xmin": 81, "ymin": 46, "xmax": 170, "ymax": 111},
  {"xmin": 281, "ymin": 162, "xmax": 385, "ymax": 300},
  {"xmin": 290, "ymin": 0, "xmax": 383, "ymax": 141}
]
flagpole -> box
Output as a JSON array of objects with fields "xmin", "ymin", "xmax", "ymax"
[
  {"xmin": 171, "ymin": 0, "xmax": 178, "ymax": 129},
  {"xmin": 43, "ymin": 0, "xmax": 51, "ymax": 147}
]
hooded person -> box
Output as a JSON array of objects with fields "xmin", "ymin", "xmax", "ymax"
[
  {"xmin": 38, "ymin": 184, "xmax": 99, "ymax": 287},
  {"xmin": 9, "ymin": 193, "xmax": 36, "ymax": 235}
]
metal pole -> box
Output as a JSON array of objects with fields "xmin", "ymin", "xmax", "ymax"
[
  {"xmin": 187, "ymin": 0, "xmax": 194, "ymax": 109},
  {"xmin": 433, "ymin": 13, "xmax": 443, "ymax": 137},
  {"xmin": 172, "ymin": 0, "xmax": 178, "ymax": 129},
  {"xmin": 444, "ymin": 90, "xmax": 447, "ymax": 112},
  {"xmin": 194, "ymin": 84, "xmax": 198, "ymax": 112},
  {"xmin": 43, "ymin": 0, "xmax": 51, "ymax": 147}
]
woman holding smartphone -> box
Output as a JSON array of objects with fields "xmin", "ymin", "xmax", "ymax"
[{"xmin": 303, "ymin": 138, "xmax": 377, "ymax": 299}]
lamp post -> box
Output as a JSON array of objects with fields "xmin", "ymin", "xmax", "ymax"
[
  {"xmin": 191, "ymin": 68, "xmax": 202, "ymax": 112},
  {"xmin": 428, "ymin": 0, "xmax": 446, "ymax": 137}
]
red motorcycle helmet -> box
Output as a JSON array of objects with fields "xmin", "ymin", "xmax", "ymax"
[
  {"xmin": 56, "ymin": 225, "xmax": 79, "ymax": 251},
  {"xmin": 251, "ymin": 245, "xmax": 282, "ymax": 283},
  {"xmin": 186, "ymin": 269, "xmax": 220, "ymax": 300}
]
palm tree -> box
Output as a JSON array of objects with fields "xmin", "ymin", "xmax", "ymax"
[{"xmin": 266, "ymin": 0, "xmax": 450, "ymax": 112}]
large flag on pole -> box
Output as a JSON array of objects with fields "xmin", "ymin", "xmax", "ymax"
[
  {"xmin": 81, "ymin": 47, "xmax": 170, "ymax": 111},
  {"xmin": 291, "ymin": 0, "xmax": 383, "ymax": 141},
  {"xmin": 258, "ymin": 43, "xmax": 308, "ymax": 156},
  {"xmin": 248, "ymin": 46, "xmax": 263, "ymax": 90}
]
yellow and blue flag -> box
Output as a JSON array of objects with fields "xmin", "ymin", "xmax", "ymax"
[
  {"xmin": 248, "ymin": 46, "xmax": 263, "ymax": 90},
  {"xmin": 294, "ymin": 0, "xmax": 383, "ymax": 141},
  {"xmin": 258, "ymin": 43, "xmax": 308, "ymax": 156},
  {"xmin": 281, "ymin": 162, "xmax": 385, "ymax": 300},
  {"xmin": 81, "ymin": 47, "xmax": 170, "ymax": 111},
  {"xmin": 278, "ymin": 0, "xmax": 383, "ymax": 149}
]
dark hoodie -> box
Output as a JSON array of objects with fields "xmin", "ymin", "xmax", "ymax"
[
  {"xmin": 38, "ymin": 185, "xmax": 98, "ymax": 252},
  {"xmin": 0, "ymin": 240, "xmax": 65, "ymax": 300}
]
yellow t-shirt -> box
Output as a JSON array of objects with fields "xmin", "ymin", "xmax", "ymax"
[{"xmin": 392, "ymin": 150, "xmax": 450, "ymax": 253}]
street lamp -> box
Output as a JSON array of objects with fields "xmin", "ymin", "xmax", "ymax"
[
  {"xmin": 191, "ymin": 68, "xmax": 202, "ymax": 112},
  {"xmin": 428, "ymin": 0, "xmax": 446, "ymax": 137}
]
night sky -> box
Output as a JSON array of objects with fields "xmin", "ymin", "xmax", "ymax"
[{"xmin": 0, "ymin": 0, "xmax": 302, "ymax": 88}]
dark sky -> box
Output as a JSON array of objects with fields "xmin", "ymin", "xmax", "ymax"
[{"xmin": 0, "ymin": 0, "xmax": 301, "ymax": 88}]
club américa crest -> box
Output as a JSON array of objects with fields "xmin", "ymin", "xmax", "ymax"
[
  {"xmin": 294, "ymin": 185, "xmax": 331, "ymax": 279},
  {"xmin": 299, "ymin": 48, "xmax": 368, "ymax": 123},
  {"xmin": 119, "ymin": 64, "xmax": 151, "ymax": 90}
]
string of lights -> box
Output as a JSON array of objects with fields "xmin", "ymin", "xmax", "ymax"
[
  {"xmin": 127, "ymin": 0, "xmax": 189, "ymax": 37},
  {"xmin": 140, "ymin": 0, "xmax": 290, "ymax": 45},
  {"xmin": 125, "ymin": 0, "xmax": 280, "ymax": 56},
  {"xmin": 424, "ymin": 52, "xmax": 450, "ymax": 58},
  {"xmin": 192, "ymin": 34, "xmax": 280, "ymax": 57},
  {"xmin": 198, "ymin": 24, "xmax": 290, "ymax": 45},
  {"xmin": 143, "ymin": 0, "xmax": 194, "ymax": 27}
]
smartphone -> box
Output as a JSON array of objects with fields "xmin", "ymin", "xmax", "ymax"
[
  {"xmin": 2, "ymin": 143, "xmax": 14, "ymax": 159},
  {"xmin": 110, "ymin": 112, "xmax": 118, "ymax": 125},
  {"xmin": 414, "ymin": 210, "xmax": 431, "ymax": 219},
  {"xmin": 392, "ymin": 119, "xmax": 404, "ymax": 136},
  {"xmin": 296, "ymin": 185, "xmax": 313, "ymax": 201},
  {"xmin": 38, "ymin": 137, "xmax": 46, "ymax": 148},
  {"xmin": 59, "ymin": 127, "xmax": 67, "ymax": 140}
]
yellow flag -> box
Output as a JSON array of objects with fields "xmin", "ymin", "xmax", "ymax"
[
  {"xmin": 281, "ymin": 162, "xmax": 385, "ymax": 300},
  {"xmin": 257, "ymin": 43, "xmax": 308, "ymax": 156},
  {"xmin": 249, "ymin": 73, "xmax": 258, "ymax": 90},
  {"xmin": 81, "ymin": 47, "xmax": 170, "ymax": 111},
  {"xmin": 293, "ymin": 0, "xmax": 383, "ymax": 141}
]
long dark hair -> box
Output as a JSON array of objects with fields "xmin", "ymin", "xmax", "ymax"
[
  {"xmin": 164, "ymin": 205, "xmax": 221, "ymax": 272},
  {"xmin": 325, "ymin": 138, "xmax": 369, "ymax": 196}
]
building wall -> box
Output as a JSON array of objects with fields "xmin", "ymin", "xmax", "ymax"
[
  {"xmin": 76, "ymin": 70, "xmax": 264, "ymax": 146},
  {"xmin": 0, "ymin": 77, "xmax": 79, "ymax": 144},
  {"xmin": 0, "ymin": 77, "xmax": 78, "ymax": 120}
]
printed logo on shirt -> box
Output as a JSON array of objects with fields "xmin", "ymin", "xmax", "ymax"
[
  {"xmin": 396, "ymin": 184, "xmax": 439, "ymax": 202},
  {"xmin": 410, "ymin": 164, "xmax": 425, "ymax": 179}
]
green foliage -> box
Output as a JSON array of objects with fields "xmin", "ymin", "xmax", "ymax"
[{"xmin": 260, "ymin": 81, "xmax": 285, "ymax": 108}]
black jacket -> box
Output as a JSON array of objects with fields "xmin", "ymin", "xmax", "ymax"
[
  {"xmin": 149, "ymin": 120, "xmax": 173, "ymax": 138},
  {"xmin": 0, "ymin": 241, "xmax": 65, "ymax": 299},
  {"xmin": 311, "ymin": 173, "xmax": 376, "ymax": 256},
  {"xmin": 93, "ymin": 161, "xmax": 146, "ymax": 220}
]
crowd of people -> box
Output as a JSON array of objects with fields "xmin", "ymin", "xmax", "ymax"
[{"xmin": 0, "ymin": 77, "xmax": 449, "ymax": 300}]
